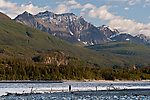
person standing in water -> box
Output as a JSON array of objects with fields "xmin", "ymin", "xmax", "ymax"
[{"xmin": 69, "ymin": 85, "xmax": 71, "ymax": 92}]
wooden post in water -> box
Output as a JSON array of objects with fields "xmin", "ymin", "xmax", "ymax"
[
  {"xmin": 69, "ymin": 85, "xmax": 71, "ymax": 92},
  {"xmin": 31, "ymin": 87, "xmax": 33, "ymax": 93},
  {"xmin": 96, "ymin": 86, "xmax": 97, "ymax": 91}
]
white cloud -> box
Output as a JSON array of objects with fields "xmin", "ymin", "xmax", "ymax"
[
  {"xmin": 105, "ymin": 0, "xmax": 141, "ymax": 5},
  {"xmin": 108, "ymin": 19, "xmax": 146, "ymax": 36},
  {"xmin": 0, "ymin": 9, "xmax": 5, "ymax": 13},
  {"xmin": 81, "ymin": 3, "xmax": 96, "ymax": 11},
  {"xmin": 67, "ymin": 0, "xmax": 78, "ymax": 4},
  {"xmin": 85, "ymin": 4, "xmax": 150, "ymax": 36},
  {"xmin": 0, "ymin": 0, "xmax": 49, "ymax": 18},
  {"xmin": 70, "ymin": 3, "xmax": 82, "ymax": 9},
  {"xmin": 106, "ymin": 0, "xmax": 128, "ymax": 1},
  {"xmin": 28, "ymin": 1, "xmax": 32, "ymax": 4},
  {"xmin": 80, "ymin": 12, "xmax": 85, "ymax": 16},
  {"xmin": 54, "ymin": 4, "xmax": 70, "ymax": 14},
  {"xmin": 144, "ymin": 2, "xmax": 150, "ymax": 7},
  {"xmin": 124, "ymin": 7, "xmax": 129, "ymax": 10},
  {"xmin": 0, "ymin": 0, "xmax": 16, "ymax": 8},
  {"xmin": 128, "ymin": 0, "xmax": 141, "ymax": 5},
  {"xmin": 108, "ymin": 17, "xmax": 150, "ymax": 36},
  {"xmin": 84, "ymin": 5, "xmax": 121, "ymax": 20},
  {"xmin": 55, "ymin": 0, "xmax": 81, "ymax": 14},
  {"xmin": 56, "ymin": 0, "xmax": 77, "ymax": 5},
  {"xmin": 145, "ymin": 0, "xmax": 150, "ymax": 2},
  {"xmin": 0, "ymin": 0, "xmax": 80, "ymax": 17}
]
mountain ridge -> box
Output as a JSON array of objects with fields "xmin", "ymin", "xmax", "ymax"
[
  {"xmin": 14, "ymin": 11, "xmax": 110, "ymax": 45},
  {"xmin": 14, "ymin": 11, "xmax": 150, "ymax": 46}
]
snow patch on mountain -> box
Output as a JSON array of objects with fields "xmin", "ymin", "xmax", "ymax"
[
  {"xmin": 78, "ymin": 39, "xmax": 81, "ymax": 41},
  {"xmin": 69, "ymin": 31, "xmax": 74, "ymax": 36}
]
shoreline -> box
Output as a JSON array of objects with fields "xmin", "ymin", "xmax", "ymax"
[
  {"xmin": 62, "ymin": 79, "xmax": 150, "ymax": 82},
  {"xmin": 0, "ymin": 80, "xmax": 150, "ymax": 83}
]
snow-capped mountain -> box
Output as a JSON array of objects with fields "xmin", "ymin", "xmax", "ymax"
[
  {"xmin": 98, "ymin": 25, "xmax": 150, "ymax": 44},
  {"xmin": 14, "ymin": 11, "xmax": 150, "ymax": 46},
  {"xmin": 15, "ymin": 11, "xmax": 109, "ymax": 45},
  {"xmin": 98, "ymin": 25, "xmax": 120, "ymax": 39}
]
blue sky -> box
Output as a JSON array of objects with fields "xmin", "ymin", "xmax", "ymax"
[{"xmin": 1, "ymin": 0, "xmax": 150, "ymax": 36}]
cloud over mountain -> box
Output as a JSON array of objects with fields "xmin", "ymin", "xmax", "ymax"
[
  {"xmin": 105, "ymin": 0, "xmax": 141, "ymax": 5},
  {"xmin": 0, "ymin": 0, "xmax": 49, "ymax": 18},
  {"xmin": 74, "ymin": 1, "xmax": 150, "ymax": 36}
]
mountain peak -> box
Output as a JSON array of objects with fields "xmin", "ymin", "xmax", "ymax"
[
  {"xmin": 22, "ymin": 11, "xmax": 33, "ymax": 16},
  {"xmin": 55, "ymin": 12, "xmax": 76, "ymax": 17},
  {"xmin": 23, "ymin": 11, "xmax": 29, "ymax": 14},
  {"xmin": 14, "ymin": 11, "xmax": 34, "ymax": 21},
  {"xmin": 36, "ymin": 11, "xmax": 76, "ymax": 18},
  {"xmin": 136, "ymin": 34, "xmax": 148, "ymax": 41},
  {"xmin": 79, "ymin": 16, "xmax": 84, "ymax": 20},
  {"xmin": 60, "ymin": 13, "xmax": 75, "ymax": 15},
  {"xmin": 137, "ymin": 34, "xmax": 146, "ymax": 37},
  {"xmin": 37, "ymin": 11, "xmax": 55, "ymax": 15}
]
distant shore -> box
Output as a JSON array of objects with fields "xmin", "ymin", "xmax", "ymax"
[
  {"xmin": 0, "ymin": 79, "xmax": 150, "ymax": 83},
  {"xmin": 62, "ymin": 79, "xmax": 150, "ymax": 82},
  {"xmin": 0, "ymin": 80, "xmax": 63, "ymax": 83}
]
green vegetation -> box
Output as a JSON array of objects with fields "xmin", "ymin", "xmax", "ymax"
[
  {"xmin": 86, "ymin": 42, "xmax": 150, "ymax": 56},
  {"xmin": 0, "ymin": 58, "xmax": 150, "ymax": 81},
  {"xmin": 1, "ymin": 12, "xmax": 150, "ymax": 69},
  {"xmin": 86, "ymin": 42, "xmax": 150, "ymax": 68},
  {"xmin": 32, "ymin": 50, "xmax": 91, "ymax": 67},
  {"xmin": 0, "ymin": 13, "xmax": 108, "ymax": 67},
  {"xmin": 0, "ymin": 12, "xmax": 145, "ymax": 68}
]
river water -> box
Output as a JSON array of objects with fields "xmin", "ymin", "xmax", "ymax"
[{"xmin": 0, "ymin": 81, "xmax": 150, "ymax": 100}]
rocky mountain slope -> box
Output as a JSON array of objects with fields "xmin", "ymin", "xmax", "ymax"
[
  {"xmin": 15, "ymin": 11, "xmax": 150, "ymax": 46},
  {"xmin": 14, "ymin": 11, "xmax": 112, "ymax": 45},
  {"xmin": 98, "ymin": 25, "xmax": 150, "ymax": 44}
]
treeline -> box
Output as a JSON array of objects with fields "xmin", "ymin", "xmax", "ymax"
[{"xmin": 0, "ymin": 58, "xmax": 150, "ymax": 81}]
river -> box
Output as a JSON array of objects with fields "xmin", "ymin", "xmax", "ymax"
[{"xmin": 0, "ymin": 81, "xmax": 150, "ymax": 100}]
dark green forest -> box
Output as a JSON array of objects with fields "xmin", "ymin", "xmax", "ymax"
[{"xmin": 0, "ymin": 58, "xmax": 150, "ymax": 81}]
